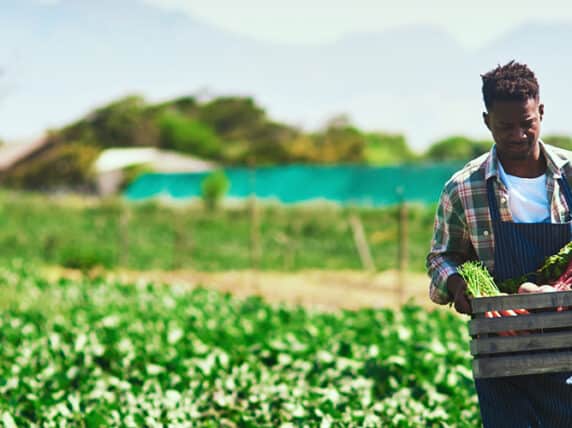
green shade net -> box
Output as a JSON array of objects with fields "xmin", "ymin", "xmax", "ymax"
[{"xmin": 124, "ymin": 162, "xmax": 464, "ymax": 206}]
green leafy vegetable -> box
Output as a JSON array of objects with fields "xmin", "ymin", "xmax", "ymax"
[
  {"xmin": 537, "ymin": 241, "xmax": 572, "ymax": 283},
  {"xmin": 498, "ymin": 274, "xmax": 528, "ymax": 294},
  {"xmin": 458, "ymin": 261, "xmax": 500, "ymax": 298},
  {"xmin": 0, "ymin": 263, "xmax": 480, "ymax": 426}
]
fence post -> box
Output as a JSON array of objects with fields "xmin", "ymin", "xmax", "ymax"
[
  {"xmin": 396, "ymin": 188, "xmax": 408, "ymax": 305},
  {"xmin": 286, "ymin": 219, "xmax": 299, "ymax": 271},
  {"xmin": 247, "ymin": 158, "xmax": 261, "ymax": 293},
  {"xmin": 118, "ymin": 202, "xmax": 130, "ymax": 267},
  {"xmin": 349, "ymin": 213, "xmax": 376, "ymax": 272},
  {"xmin": 172, "ymin": 208, "xmax": 184, "ymax": 270},
  {"xmin": 248, "ymin": 159, "xmax": 261, "ymax": 271}
]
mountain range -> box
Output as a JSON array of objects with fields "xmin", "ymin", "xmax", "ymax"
[{"xmin": 2, "ymin": 0, "xmax": 572, "ymax": 150}]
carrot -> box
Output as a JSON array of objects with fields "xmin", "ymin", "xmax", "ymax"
[{"xmin": 485, "ymin": 310, "xmax": 519, "ymax": 336}]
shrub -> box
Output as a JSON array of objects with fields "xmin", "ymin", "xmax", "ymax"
[
  {"xmin": 158, "ymin": 110, "xmax": 221, "ymax": 158},
  {"xmin": 200, "ymin": 171, "xmax": 229, "ymax": 211},
  {"xmin": 425, "ymin": 136, "xmax": 492, "ymax": 161},
  {"xmin": 58, "ymin": 245, "xmax": 114, "ymax": 271},
  {"xmin": 3, "ymin": 142, "xmax": 100, "ymax": 191}
]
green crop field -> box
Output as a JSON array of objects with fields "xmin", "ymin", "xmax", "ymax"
[
  {"xmin": 0, "ymin": 263, "xmax": 479, "ymax": 427},
  {"xmin": 0, "ymin": 192, "xmax": 436, "ymax": 273}
]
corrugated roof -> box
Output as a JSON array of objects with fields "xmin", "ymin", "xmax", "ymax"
[{"xmin": 94, "ymin": 147, "xmax": 216, "ymax": 173}]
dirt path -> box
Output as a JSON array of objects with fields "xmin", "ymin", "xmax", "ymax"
[{"xmin": 45, "ymin": 267, "xmax": 442, "ymax": 311}]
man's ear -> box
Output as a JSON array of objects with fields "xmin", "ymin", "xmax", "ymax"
[
  {"xmin": 483, "ymin": 112, "xmax": 491, "ymax": 131},
  {"xmin": 539, "ymin": 103, "xmax": 544, "ymax": 121}
]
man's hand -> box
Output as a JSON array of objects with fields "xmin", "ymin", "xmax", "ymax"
[{"xmin": 447, "ymin": 274, "xmax": 472, "ymax": 315}]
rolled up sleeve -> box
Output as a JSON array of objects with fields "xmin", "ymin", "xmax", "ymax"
[{"xmin": 426, "ymin": 185, "xmax": 472, "ymax": 305}]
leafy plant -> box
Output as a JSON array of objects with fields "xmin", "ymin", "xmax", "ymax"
[
  {"xmin": 200, "ymin": 171, "xmax": 230, "ymax": 211},
  {"xmin": 0, "ymin": 264, "xmax": 479, "ymax": 426},
  {"xmin": 58, "ymin": 245, "xmax": 114, "ymax": 271}
]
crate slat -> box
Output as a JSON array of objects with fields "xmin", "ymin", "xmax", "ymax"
[
  {"xmin": 470, "ymin": 331, "xmax": 572, "ymax": 355},
  {"xmin": 469, "ymin": 289, "xmax": 572, "ymax": 377},
  {"xmin": 471, "ymin": 291, "xmax": 572, "ymax": 313},
  {"xmin": 473, "ymin": 351, "xmax": 572, "ymax": 378},
  {"xmin": 469, "ymin": 311, "xmax": 572, "ymax": 335}
]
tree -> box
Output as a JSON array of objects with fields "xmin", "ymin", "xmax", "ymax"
[
  {"xmin": 363, "ymin": 132, "xmax": 416, "ymax": 165},
  {"xmin": 158, "ymin": 110, "xmax": 221, "ymax": 158},
  {"xmin": 309, "ymin": 120, "xmax": 366, "ymax": 163},
  {"xmin": 198, "ymin": 97, "xmax": 266, "ymax": 141},
  {"xmin": 3, "ymin": 143, "xmax": 100, "ymax": 191},
  {"xmin": 279, "ymin": 134, "xmax": 318, "ymax": 163},
  {"xmin": 276, "ymin": 116, "xmax": 368, "ymax": 164},
  {"xmin": 89, "ymin": 95, "xmax": 156, "ymax": 148},
  {"xmin": 245, "ymin": 121, "xmax": 298, "ymax": 165},
  {"xmin": 56, "ymin": 95, "xmax": 158, "ymax": 148},
  {"xmin": 543, "ymin": 135, "xmax": 572, "ymax": 151},
  {"xmin": 425, "ymin": 136, "xmax": 492, "ymax": 161}
]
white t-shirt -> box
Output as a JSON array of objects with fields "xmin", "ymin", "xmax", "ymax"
[{"xmin": 498, "ymin": 162, "xmax": 550, "ymax": 223}]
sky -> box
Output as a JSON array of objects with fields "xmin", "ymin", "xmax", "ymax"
[
  {"xmin": 3, "ymin": 0, "xmax": 572, "ymax": 149},
  {"xmin": 140, "ymin": 0, "xmax": 572, "ymax": 49},
  {"xmin": 29, "ymin": 0, "xmax": 572, "ymax": 49}
]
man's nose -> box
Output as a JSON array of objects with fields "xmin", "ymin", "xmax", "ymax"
[{"xmin": 510, "ymin": 127, "xmax": 527, "ymax": 141}]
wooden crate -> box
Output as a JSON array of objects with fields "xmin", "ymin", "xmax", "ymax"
[{"xmin": 470, "ymin": 291, "xmax": 572, "ymax": 378}]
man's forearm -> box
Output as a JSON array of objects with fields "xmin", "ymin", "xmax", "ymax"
[
  {"xmin": 427, "ymin": 253, "xmax": 460, "ymax": 305},
  {"xmin": 427, "ymin": 185, "xmax": 472, "ymax": 305}
]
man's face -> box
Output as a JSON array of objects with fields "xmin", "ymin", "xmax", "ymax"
[{"xmin": 483, "ymin": 98, "xmax": 544, "ymax": 161}]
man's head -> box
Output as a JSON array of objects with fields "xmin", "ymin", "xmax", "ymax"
[{"xmin": 482, "ymin": 61, "xmax": 544, "ymax": 162}]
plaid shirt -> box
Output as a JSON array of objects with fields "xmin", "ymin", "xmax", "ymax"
[{"xmin": 427, "ymin": 142, "xmax": 572, "ymax": 305}]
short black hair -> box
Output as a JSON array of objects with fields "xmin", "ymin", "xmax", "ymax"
[{"xmin": 481, "ymin": 60, "xmax": 539, "ymax": 111}]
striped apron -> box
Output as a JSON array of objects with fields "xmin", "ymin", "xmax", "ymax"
[{"xmin": 474, "ymin": 177, "xmax": 572, "ymax": 428}]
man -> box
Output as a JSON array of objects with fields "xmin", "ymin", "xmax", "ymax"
[{"xmin": 426, "ymin": 60, "xmax": 572, "ymax": 427}]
